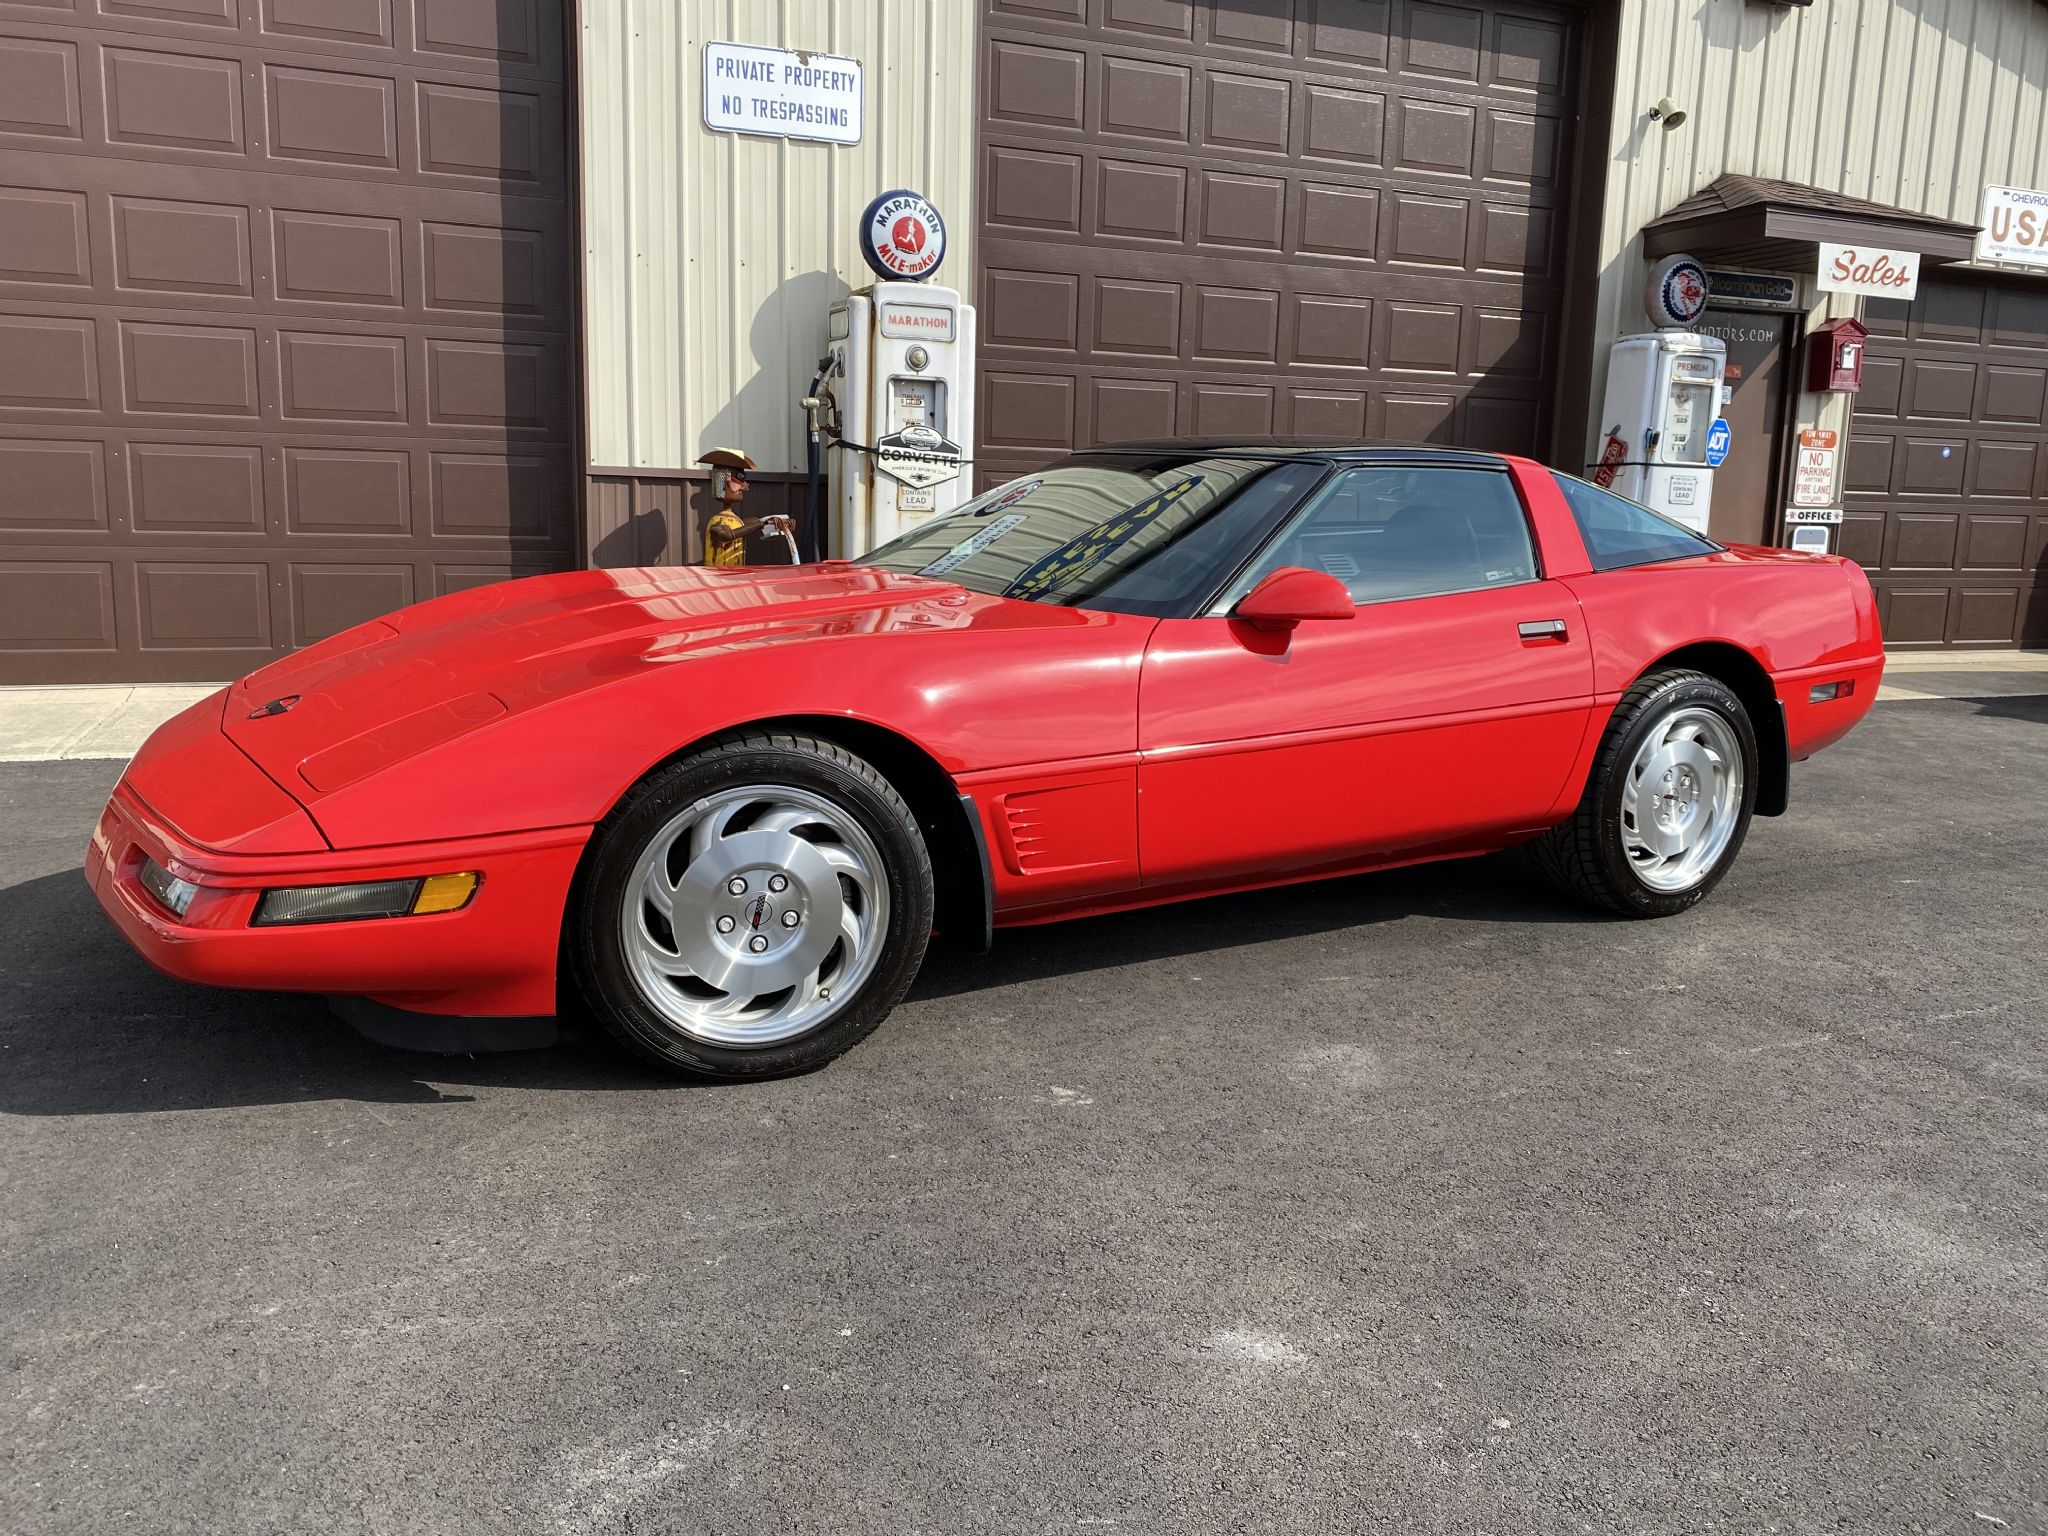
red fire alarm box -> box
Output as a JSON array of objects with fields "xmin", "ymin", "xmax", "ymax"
[{"xmin": 1806, "ymin": 317, "xmax": 1868, "ymax": 393}]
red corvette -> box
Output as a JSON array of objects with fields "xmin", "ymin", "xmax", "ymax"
[{"xmin": 88, "ymin": 444, "xmax": 1882, "ymax": 1078}]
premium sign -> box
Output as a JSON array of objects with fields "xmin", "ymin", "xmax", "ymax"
[
  {"xmin": 1792, "ymin": 427, "xmax": 1838, "ymax": 508},
  {"xmin": 703, "ymin": 43, "xmax": 862, "ymax": 145},
  {"xmin": 1817, "ymin": 242, "xmax": 1921, "ymax": 300},
  {"xmin": 1976, "ymin": 184, "xmax": 2048, "ymax": 269}
]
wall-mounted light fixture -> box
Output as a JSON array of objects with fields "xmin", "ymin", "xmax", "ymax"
[{"xmin": 1649, "ymin": 96, "xmax": 1687, "ymax": 129}]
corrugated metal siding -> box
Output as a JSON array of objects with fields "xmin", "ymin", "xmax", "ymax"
[
  {"xmin": 586, "ymin": 472, "xmax": 807, "ymax": 568},
  {"xmin": 1592, "ymin": 0, "xmax": 2048, "ymax": 457},
  {"xmin": 580, "ymin": 0, "xmax": 976, "ymax": 475}
]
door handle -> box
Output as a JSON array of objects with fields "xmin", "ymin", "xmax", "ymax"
[{"xmin": 1518, "ymin": 619, "xmax": 1568, "ymax": 640}]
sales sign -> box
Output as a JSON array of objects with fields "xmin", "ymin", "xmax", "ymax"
[
  {"xmin": 1817, "ymin": 242, "xmax": 1920, "ymax": 301},
  {"xmin": 1976, "ymin": 184, "xmax": 2048, "ymax": 269},
  {"xmin": 1792, "ymin": 427, "xmax": 1838, "ymax": 507},
  {"xmin": 703, "ymin": 42, "xmax": 863, "ymax": 145}
]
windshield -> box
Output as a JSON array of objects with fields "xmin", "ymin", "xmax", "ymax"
[{"xmin": 860, "ymin": 455, "xmax": 1327, "ymax": 614}]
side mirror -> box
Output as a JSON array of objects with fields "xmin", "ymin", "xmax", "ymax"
[{"xmin": 1232, "ymin": 566, "xmax": 1355, "ymax": 632}]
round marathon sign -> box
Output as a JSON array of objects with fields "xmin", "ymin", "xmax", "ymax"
[
  {"xmin": 1644, "ymin": 253, "xmax": 1711, "ymax": 328},
  {"xmin": 859, "ymin": 189, "xmax": 947, "ymax": 281}
]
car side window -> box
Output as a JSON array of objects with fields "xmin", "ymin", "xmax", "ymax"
[
  {"xmin": 1554, "ymin": 473, "xmax": 1721, "ymax": 571},
  {"xmin": 1223, "ymin": 466, "xmax": 1540, "ymax": 608}
]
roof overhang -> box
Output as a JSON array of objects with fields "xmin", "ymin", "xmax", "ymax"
[{"xmin": 1643, "ymin": 174, "xmax": 1979, "ymax": 270}]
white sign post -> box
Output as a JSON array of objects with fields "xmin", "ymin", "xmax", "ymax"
[
  {"xmin": 1816, "ymin": 242, "xmax": 1921, "ymax": 301},
  {"xmin": 703, "ymin": 42, "xmax": 862, "ymax": 145},
  {"xmin": 1976, "ymin": 184, "xmax": 2048, "ymax": 269}
]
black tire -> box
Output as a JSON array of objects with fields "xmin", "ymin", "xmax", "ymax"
[
  {"xmin": 1532, "ymin": 668, "xmax": 1758, "ymax": 918},
  {"xmin": 569, "ymin": 730, "xmax": 934, "ymax": 1080}
]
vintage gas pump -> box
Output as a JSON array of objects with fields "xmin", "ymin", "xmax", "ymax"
[
  {"xmin": 819, "ymin": 191, "xmax": 977, "ymax": 558},
  {"xmin": 1589, "ymin": 257, "xmax": 1728, "ymax": 535}
]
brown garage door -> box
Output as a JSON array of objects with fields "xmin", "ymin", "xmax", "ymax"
[
  {"xmin": 1846, "ymin": 277, "xmax": 2048, "ymax": 649},
  {"xmin": 0, "ymin": 1, "xmax": 574, "ymax": 684},
  {"xmin": 973, "ymin": 0, "xmax": 1583, "ymax": 490}
]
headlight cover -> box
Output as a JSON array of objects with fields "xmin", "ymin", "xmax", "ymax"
[
  {"xmin": 252, "ymin": 872, "xmax": 477, "ymax": 927},
  {"xmin": 138, "ymin": 857, "xmax": 199, "ymax": 919}
]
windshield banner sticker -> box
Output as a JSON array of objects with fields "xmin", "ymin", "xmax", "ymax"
[
  {"xmin": 919, "ymin": 512, "xmax": 1029, "ymax": 578},
  {"xmin": 1001, "ymin": 477, "xmax": 1203, "ymax": 600}
]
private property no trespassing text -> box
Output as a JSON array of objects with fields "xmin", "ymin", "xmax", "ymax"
[{"xmin": 703, "ymin": 42, "xmax": 864, "ymax": 145}]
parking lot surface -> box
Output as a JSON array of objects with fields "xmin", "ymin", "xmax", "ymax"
[{"xmin": 4, "ymin": 686, "xmax": 2045, "ymax": 1535}]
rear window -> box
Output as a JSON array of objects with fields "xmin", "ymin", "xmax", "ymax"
[{"xmin": 1554, "ymin": 473, "xmax": 1721, "ymax": 572}]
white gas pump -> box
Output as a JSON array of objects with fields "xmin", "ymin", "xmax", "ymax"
[
  {"xmin": 1590, "ymin": 330, "xmax": 1727, "ymax": 535},
  {"xmin": 818, "ymin": 191, "xmax": 977, "ymax": 558}
]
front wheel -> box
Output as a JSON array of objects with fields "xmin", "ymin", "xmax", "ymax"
[
  {"xmin": 1533, "ymin": 668, "xmax": 1758, "ymax": 918},
  {"xmin": 569, "ymin": 731, "xmax": 934, "ymax": 1079}
]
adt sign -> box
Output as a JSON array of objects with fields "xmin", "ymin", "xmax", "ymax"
[{"xmin": 1705, "ymin": 418, "xmax": 1732, "ymax": 468}]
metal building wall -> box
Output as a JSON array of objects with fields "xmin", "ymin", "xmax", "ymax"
[
  {"xmin": 1590, "ymin": 0, "xmax": 2048, "ymax": 458},
  {"xmin": 579, "ymin": 0, "xmax": 976, "ymax": 486}
]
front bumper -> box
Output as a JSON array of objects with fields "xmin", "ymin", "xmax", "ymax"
[{"xmin": 87, "ymin": 780, "xmax": 590, "ymax": 1018}]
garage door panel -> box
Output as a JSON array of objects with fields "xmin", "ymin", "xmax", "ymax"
[
  {"xmin": 0, "ymin": 312, "xmax": 100, "ymax": 407},
  {"xmin": 1960, "ymin": 514, "xmax": 2028, "ymax": 570},
  {"xmin": 1950, "ymin": 587, "xmax": 2021, "ymax": 645},
  {"xmin": 1855, "ymin": 353, "xmax": 1904, "ymax": 418},
  {"xmin": 1976, "ymin": 364, "xmax": 2047, "ymax": 427},
  {"xmin": 1287, "ymin": 388, "xmax": 1365, "ymax": 437},
  {"xmin": 290, "ymin": 561, "xmax": 413, "ymax": 645},
  {"xmin": 1905, "ymin": 358, "xmax": 1976, "ymax": 420},
  {"xmin": 1838, "ymin": 510, "xmax": 1886, "ymax": 568},
  {"xmin": 1851, "ymin": 276, "xmax": 2048, "ymax": 647},
  {"xmin": 1307, "ymin": 0, "xmax": 1392, "ymax": 69},
  {"xmin": 127, "ymin": 439, "xmax": 262, "ymax": 531},
  {"xmin": 0, "ymin": 4, "xmax": 569, "ymax": 681},
  {"xmin": 1896, "ymin": 436, "xmax": 1966, "ymax": 497},
  {"xmin": 285, "ymin": 445, "xmax": 410, "ymax": 534},
  {"xmin": 0, "ymin": 436, "xmax": 109, "ymax": 529},
  {"xmin": 0, "ymin": 185, "xmax": 92, "ymax": 286},
  {"xmin": 1878, "ymin": 586, "xmax": 1949, "ymax": 646},
  {"xmin": 1969, "ymin": 439, "xmax": 2037, "ymax": 499},
  {"xmin": 0, "ymin": 559, "xmax": 115, "ymax": 648},
  {"xmin": 1886, "ymin": 511, "xmax": 1960, "ymax": 571}
]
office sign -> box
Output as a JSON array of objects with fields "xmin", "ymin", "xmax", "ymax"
[
  {"xmin": 1976, "ymin": 184, "xmax": 2048, "ymax": 269},
  {"xmin": 1817, "ymin": 242, "xmax": 1920, "ymax": 301},
  {"xmin": 703, "ymin": 43, "xmax": 863, "ymax": 145}
]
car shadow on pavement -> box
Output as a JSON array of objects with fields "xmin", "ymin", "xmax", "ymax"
[
  {"xmin": 909, "ymin": 848, "xmax": 1582, "ymax": 1002},
  {"xmin": 2, "ymin": 847, "xmax": 1578, "ymax": 1116}
]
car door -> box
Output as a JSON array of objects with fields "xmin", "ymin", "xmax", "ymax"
[{"xmin": 1136, "ymin": 462, "xmax": 1595, "ymax": 888}]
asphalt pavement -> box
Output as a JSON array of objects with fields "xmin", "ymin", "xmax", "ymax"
[{"xmin": 3, "ymin": 685, "xmax": 2045, "ymax": 1535}]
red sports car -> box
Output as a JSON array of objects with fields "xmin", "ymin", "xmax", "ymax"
[{"xmin": 88, "ymin": 444, "xmax": 1883, "ymax": 1079}]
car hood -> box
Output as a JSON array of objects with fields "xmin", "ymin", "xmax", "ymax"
[{"xmin": 222, "ymin": 562, "xmax": 1075, "ymax": 800}]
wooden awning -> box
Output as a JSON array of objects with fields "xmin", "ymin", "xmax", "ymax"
[{"xmin": 1642, "ymin": 174, "xmax": 1978, "ymax": 269}]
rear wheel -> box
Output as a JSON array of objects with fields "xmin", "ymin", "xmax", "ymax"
[
  {"xmin": 571, "ymin": 732, "xmax": 933, "ymax": 1079},
  {"xmin": 1533, "ymin": 668, "xmax": 1757, "ymax": 917}
]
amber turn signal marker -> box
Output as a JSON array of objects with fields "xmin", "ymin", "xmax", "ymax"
[{"xmin": 410, "ymin": 872, "xmax": 480, "ymax": 914}]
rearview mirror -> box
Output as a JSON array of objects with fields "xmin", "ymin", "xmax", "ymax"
[{"xmin": 1232, "ymin": 567, "xmax": 1355, "ymax": 632}]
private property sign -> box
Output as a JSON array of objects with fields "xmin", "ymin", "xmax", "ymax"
[{"xmin": 703, "ymin": 42, "xmax": 863, "ymax": 145}]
